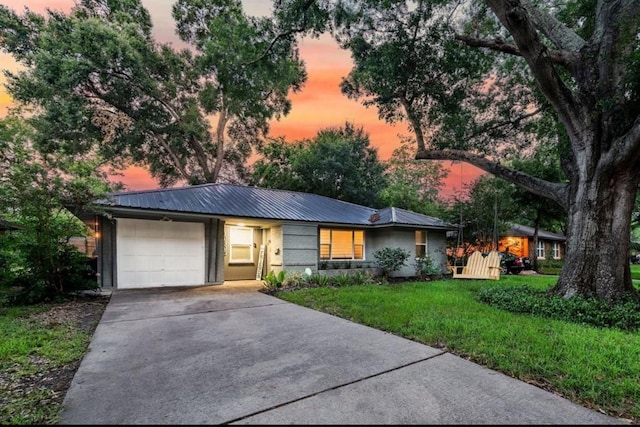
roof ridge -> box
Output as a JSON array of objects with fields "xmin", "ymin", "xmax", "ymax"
[
  {"xmin": 108, "ymin": 182, "xmax": 219, "ymax": 196},
  {"xmin": 108, "ymin": 182, "xmax": 378, "ymax": 211}
]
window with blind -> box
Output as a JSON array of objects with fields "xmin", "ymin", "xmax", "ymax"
[
  {"xmin": 319, "ymin": 228, "xmax": 364, "ymax": 260},
  {"xmin": 229, "ymin": 227, "xmax": 253, "ymax": 263}
]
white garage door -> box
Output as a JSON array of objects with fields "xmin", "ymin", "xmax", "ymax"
[{"xmin": 116, "ymin": 218, "xmax": 205, "ymax": 289}]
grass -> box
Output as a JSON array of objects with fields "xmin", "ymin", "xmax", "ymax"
[
  {"xmin": 274, "ymin": 274, "xmax": 640, "ymax": 423},
  {"xmin": 0, "ymin": 300, "xmax": 104, "ymax": 425}
]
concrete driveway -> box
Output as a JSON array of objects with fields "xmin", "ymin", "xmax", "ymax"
[{"xmin": 60, "ymin": 282, "xmax": 627, "ymax": 425}]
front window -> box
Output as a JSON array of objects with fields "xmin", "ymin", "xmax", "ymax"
[
  {"xmin": 320, "ymin": 228, "xmax": 364, "ymax": 260},
  {"xmin": 415, "ymin": 230, "xmax": 427, "ymax": 258},
  {"xmin": 536, "ymin": 240, "xmax": 545, "ymax": 259},
  {"xmin": 552, "ymin": 242, "xmax": 560, "ymax": 259},
  {"xmin": 229, "ymin": 227, "xmax": 254, "ymax": 263}
]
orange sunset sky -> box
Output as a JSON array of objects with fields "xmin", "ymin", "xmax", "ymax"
[{"xmin": 0, "ymin": 0, "xmax": 483, "ymax": 200}]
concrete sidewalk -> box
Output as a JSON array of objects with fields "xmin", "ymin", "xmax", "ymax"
[{"xmin": 60, "ymin": 283, "xmax": 627, "ymax": 425}]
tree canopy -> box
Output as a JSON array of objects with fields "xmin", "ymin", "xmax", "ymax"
[
  {"xmin": 250, "ymin": 122, "xmax": 387, "ymax": 207},
  {"xmin": 0, "ymin": 0, "xmax": 306, "ymax": 187},
  {"xmin": 379, "ymin": 138, "xmax": 448, "ymax": 217}
]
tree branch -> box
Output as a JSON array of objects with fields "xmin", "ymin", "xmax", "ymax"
[
  {"xmin": 467, "ymin": 107, "xmax": 544, "ymax": 139},
  {"xmin": 244, "ymin": 0, "xmax": 317, "ymax": 66},
  {"xmin": 415, "ymin": 148, "xmax": 568, "ymax": 209},
  {"xmin": 486, "ymin": 0, "xmax": 583, "ymax": 141},
  {"xmin": 521, "ymin": 0, "xmax": 585, "ymax": 52},
  {"xmin": 454, "ymin": 34, "xmax": 578, "ymax": 69},
  {"xmin": 144, "ymin": 130, "xmax": 191, "ymax": 182}
]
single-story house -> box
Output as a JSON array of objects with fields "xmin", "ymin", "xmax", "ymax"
[
  {"xmin": 81, "ymin": 183, "xmax": 456, "ymax": 290},
  {"xmin": 498, "ymin": 223, "xmax": 566, "ymax": 261}
]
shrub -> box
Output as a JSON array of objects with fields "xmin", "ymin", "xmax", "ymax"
[
  {"xmin": 373, "ymin": 247, "xmax": 410, "ymax": 278},
  {"xmin": 476, "ymin": 285, "xmax": 640, "ymax": 332},
  {"xmin": 308, "ymin": 273, "xmax": 331, "ymax": 287},
  {"xmin": 332, "ymin": 272, "xmax": 353, "ymax": 287},
  {"xmin": 262, "ymin": 270, "xmax": 286, "ymax": 290},
  {"xmin": 413, "ymin": 255, "xmax": 440, "ymax": 279},
  {"xmin": 0, "ymin": 232, "xmax": 98, "ymax": 306}
]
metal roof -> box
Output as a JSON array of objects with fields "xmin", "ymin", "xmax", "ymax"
[{"xmin": 95, "ymin": 183, "xmax": 455, "ymax": 229}]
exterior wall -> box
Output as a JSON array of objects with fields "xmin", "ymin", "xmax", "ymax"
[
  {"xmin": 500, "ymin": 235, "xmax": 565, "ymax": 260},
  {"xmin": 367, "ymin": 228, "xmax": 414, "ymax": 277},
  {"xmin": 282, "ymin": 223, "xmax": 318, "ymax": 273},
  {"xmin": 532, "ymin": 239, "xmax": 565, "ymax": 260},
  {"xmin": 368, "ymin": 228, "xmax": 449, "ymax": 277},
  {"xmin": 427, "ymin": 230, "xmax": 450, "ymax": 275},
  {"xmin": 206, "ymin": 219, "xmax": 224, "ymax": 284},
  {"xmin": 268, "ymin": 226, "xmax": 284, "ymax": 274}
]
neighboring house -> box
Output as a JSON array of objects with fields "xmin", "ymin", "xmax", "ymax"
[
  {"xmin": 498, "ymin": 223, "xmax": 566, "ymax": 261},
  {"xmin": 80, "ymin": 183, "xmax": 456, "ymax": 290}
]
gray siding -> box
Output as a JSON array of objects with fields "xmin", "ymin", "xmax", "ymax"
[
  {"xmin": 426, "ymin": 230, "xmax": 449, "ymax": 274},
  {"xmin": 368, "ymin": 228, "xmax": 449, "ymax": 277},
  {"xmin": 282, "ymin": 223, "xmax": 318, "ymax": 273}
]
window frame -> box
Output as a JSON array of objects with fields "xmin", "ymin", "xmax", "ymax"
[
  {"xmin": 229, "ymin": 226, "xmax": 254, "ymax": 264},
  {"xmin": 415, "ymin": 230, "xmax": 428, "ymax": 258},
  {"xmin": 319, "ymin": 228, "xmax": 365, "ymax": 261},
  {"xmin": 552, "ymin": 241, "xmax": 561, "ymax": 259},
  {"xmin": 536, "ymin": 240, "xmax": 545, "ymax": 259}
]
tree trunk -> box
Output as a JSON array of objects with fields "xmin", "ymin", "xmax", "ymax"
[
  {"xmin": 532, "ymin": 210, "xmax": 540, "ymax": 272},
  {"xmin": 549, "ymin": 167, "xmax": 637, "ymax": 301}
]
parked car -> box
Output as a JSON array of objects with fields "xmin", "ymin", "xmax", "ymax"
[{"xmin": 499, "ymin": 251, "xmax": 532, "ymax": 274}]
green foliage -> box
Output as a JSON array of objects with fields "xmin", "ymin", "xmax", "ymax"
[
  {"xmin": 537, "ymin": 259, "xmax": 564, "ymax": 275},
  {"xmin": 307, "ymin": 272, "xmax": 330, "ymax": 287},
  {"xmin": 379, "ymin": 138, "xmax": 448, "ymax": 216},
  {"xmin": 0, "ymin": 296, "xmax": 108, "ymax": 424},
  {"xmin": 373, "ymin": 247, "xmax": 410, "ymax": 277},
  {"xmin": 413, "ymin": 255, "xmax": 440, "ymax": 279},
  {"xmin": 262, "ymin": 269, "xmax": 287, "ymax": 290},
  {"xmin": 332, "ymin": 272, "xmax": 353, "ymax": 287},
  {"xmin": 251, "ymin": 122, "xmax": 387, "ymax": 207},
  {"xmin": 0, "ymin": 116, "xmax": 108, "ymax": 305},
  {"xmin": 476, "ymin": 286, "xmax": 640, "ymax": 332},
  {"xmin": 0, "ymin": 0, "xmax": 306, "ymax": 186}
]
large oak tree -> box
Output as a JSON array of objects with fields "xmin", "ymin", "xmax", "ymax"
[{"xmin": 273, "ymin": 0, "xmax": 640, "ymax": 302}]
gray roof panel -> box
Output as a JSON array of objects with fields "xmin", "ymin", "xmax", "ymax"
[{"xmin": 96, "ymin": 183, "xmax": 456, "ymax": 229}]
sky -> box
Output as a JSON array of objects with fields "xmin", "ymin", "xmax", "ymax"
[{"xmin": 0, "ymin": 0, "xmax": 484, "ymax": 200}]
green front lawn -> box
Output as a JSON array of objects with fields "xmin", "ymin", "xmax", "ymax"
[{"xmin": 274, "ymin": 274, "xmax": 640, "ymax": 423}]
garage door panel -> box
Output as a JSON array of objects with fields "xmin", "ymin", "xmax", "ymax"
[
  {"xmin": 117, "ymin": 219, "xmax": 205, "ymax": 289},
  {"xmin": 164, "ymin": 255, "xmax": 203, "ymax": 271}
]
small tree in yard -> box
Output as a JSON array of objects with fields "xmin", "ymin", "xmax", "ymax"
[
  {"xmin": 0, "ymin": 116, "xmax": 114, "ymax": 305},
  {"xmin": 373, "ymin": 247, "xmax": 410, "ymax": 279}
]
